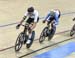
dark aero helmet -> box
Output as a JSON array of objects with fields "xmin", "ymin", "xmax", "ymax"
[{"xmin": 27, "ymin": 7, "xmax": 34, "ymax": 12}]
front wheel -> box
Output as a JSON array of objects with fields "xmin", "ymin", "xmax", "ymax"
[
  {"xmin": 15, "ymin": 32, "xmax": 24, "ymax": 52},
  {"xmin": 26, "ymin": 31, "xmax": 35, "ymax": 48},
  {"xmin": 70, "ymin": 24, "xmax": 75, "ymax": 36},
  {"xmin": 39, "ymin": 27, "xmax": 48, "ymax": 43}
]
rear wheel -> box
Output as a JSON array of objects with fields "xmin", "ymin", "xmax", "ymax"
[
  {"xmin": 26, "ymin": 31, "xmax": 35, "ymax": 48},
  {"xmin": 48, "ymin": 27, "xmax": 56, "ymax": 41},
  {"xmin": 15, "ymin": 32, "xmax": 24, "ymax": 52},
  {"xmin": 48, "ymin": 30, "xmax": 55, "ymax": 41},
  {"xmin": 70, "ymin": 24, "xmax": 75, "ymax": 36}
]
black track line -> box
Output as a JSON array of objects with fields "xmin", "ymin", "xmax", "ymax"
[
  {"xmin": 19, "ymin": 36, "xmax": 75, "ymax": 58},
  {"xmin": 0, "ymin": 30, "xmax": 70, "ymax": 52}
]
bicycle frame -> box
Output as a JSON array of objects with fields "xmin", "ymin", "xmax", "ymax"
[{"xmin": 22, "ymin": 23, "xmax": 30, "ymax": 35}]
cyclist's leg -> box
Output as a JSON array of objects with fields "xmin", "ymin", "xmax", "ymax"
[
  {"xmin": 46, "ymin": 20, "xmax": 53, "ymax": 35},
  {"xmin": 26, "ymin": 17, "xmax": 39, "ymax": 44},
  {"xmin": 25, "ymin": 18, "xmax": 32, "ymax": 44},
  {"xmin": 26, "ymin": 23, "xmax": 36, "ymax": 44},
  {"xmin": 48, "ymin": 20, "xmax": 56, "ymax": 40},
  {"xmin": 25, "ymin": 17, "xmax": 34, "ymax": 37},
  {"xmin": 26, "ymin": 24, "xmax": 33, "ymax": 44},
  {"xmin": 51, "ymin": 20, "xmax": 56, "ymax": 34}
]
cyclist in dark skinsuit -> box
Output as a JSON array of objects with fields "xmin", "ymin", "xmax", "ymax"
[{"xmin": 16, "ymin": 6, "xmax": 39, "ymax": 44}]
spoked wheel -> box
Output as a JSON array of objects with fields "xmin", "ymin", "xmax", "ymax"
[
  {"xmin": 26, "ymin": 31, "xmax": 35, "ymax": 48},
  {"xmin": 39, "ymin": 27, "xmax": 48, "ymax": 43},
  {"xmin": 70, "ymin": 24, "xmax": 75, "ymax": 36},
  {"xmin": 15, "ymin": 32, "xmax": 24, "ymax": 52}
]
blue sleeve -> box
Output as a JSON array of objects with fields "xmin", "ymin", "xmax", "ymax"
[
  {"xmin": 45, "ymin": 12, "xmax": 50, "ymax": 20},
  {"xmin": 55, "ymin": 13, "xmax": 59, "ymax": 25}
]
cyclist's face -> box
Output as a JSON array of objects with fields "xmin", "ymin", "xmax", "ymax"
[{"xmin": 28, "ymin": 12, "xmax": 33, "ymax": 14}]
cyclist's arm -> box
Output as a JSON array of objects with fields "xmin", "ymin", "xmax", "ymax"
[
  {"xmin": 44, "ymin": 12, "xmax": 50, "ymax": 21},
  {"xmin": 19, "ymin": 12, "xmax": 28, "ymax": 25},
  {"xmin": 19, "ymin": 16, "xmax": 27, "ymax": 25},
  {"xmin": 73, "ymin": 17, "xmax": 75, "ymax": 21},
  {"xmin": 54, "ymin": 13, "xmax": 59, "ymax": 25}
]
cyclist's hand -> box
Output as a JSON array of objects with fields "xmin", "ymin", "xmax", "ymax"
[
  {"xmin": 43, "ymin": 20, "xmax": 46, "ymax": 23},
  {"xmin": 16, "ymin": 24, "xmax": 21, "ymax": 29},
  {"xmin": 73, "ymin": 18, "xmax": 75, "ymax": 21}
]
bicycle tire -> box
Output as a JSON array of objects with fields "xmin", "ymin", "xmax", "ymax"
[
  {"xmin": 70, "ymin": 24, "xmax": 75, "ymax": 36},
  {"xmin": 39, "ymin": 27, "xmax": 48, "ymax": 43},
  {"xmin": 15, "ymin": 32, "xmax": 24, "ymax": 52}
]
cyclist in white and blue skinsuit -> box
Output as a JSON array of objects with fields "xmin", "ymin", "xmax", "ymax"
[
  {"xmin": 43, "ymin": 9, "xmax": 61, "ymax": 40},
  {"xmin": 43, "ymin": 9, "xmax": 61, "ymax": 25}
]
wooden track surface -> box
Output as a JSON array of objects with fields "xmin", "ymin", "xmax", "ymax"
[{"xmin": 0, "ymin": 0, "xmax": 75, "ymax": 58}]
